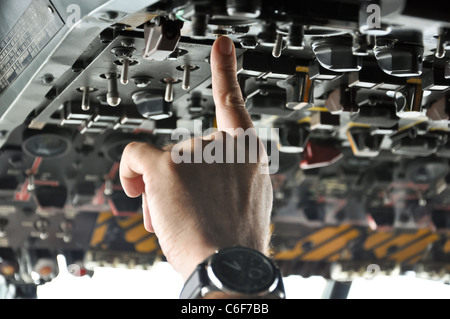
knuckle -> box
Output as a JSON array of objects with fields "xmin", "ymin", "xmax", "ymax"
[
  {"xmin": 221, "ymin": 90, "xmax": 245, "ymax": 109},
  {"xmin": 122, "ymin": 141, "xmax": 141, "ymax": 159},
  {"xmin": 123, "ymin": 141, "xmax": 138, "ymax": 152}
]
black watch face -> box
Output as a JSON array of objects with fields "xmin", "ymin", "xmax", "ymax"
[{"xmin": 209, "ymin": 247, "xmax": 277, "ymax": 295}]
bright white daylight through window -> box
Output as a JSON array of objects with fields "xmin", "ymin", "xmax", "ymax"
[{"xmin": 29, "ymin": 255, "xmax": 450, "ymax": 299}]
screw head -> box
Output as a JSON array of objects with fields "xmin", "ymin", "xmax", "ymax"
[
  {"xmin": 42, "ymin": 74, "xmax": 55, "ymax": 84},
  {"xmin": 112, "ymin": 47, "xmax": 135, "ymax": 58},
  {"xmin": 132, "ymin": 76, "xmax": 152, "ymax": 88}
]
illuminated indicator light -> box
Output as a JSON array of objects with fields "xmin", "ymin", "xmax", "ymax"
[
  {"xmin": 0, "ymin": 263, "xmax": 16, "ymax": 276},
  {"xmin": 39, "ymin": 266, "xmax": 53, "ymax": 277}
]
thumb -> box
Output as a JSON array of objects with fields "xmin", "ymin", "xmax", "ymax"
[{"xmin": 119, "ymin": 142, "xmax": 163, "ymax": 197}]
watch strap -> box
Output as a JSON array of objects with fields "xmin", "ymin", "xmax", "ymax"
[{"xmin": 179, "ymin": 262, "xmax": 209, "ymax": 299}]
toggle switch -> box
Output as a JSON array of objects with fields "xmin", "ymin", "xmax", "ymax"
[
  {"xmin": 435, "ymin": 28, "xmax": 450, "ymax": 59},
  {"xmin": 272, "ymin": 33, "xmax": 286, "ymax": 58},
  {"xmin": 177, "ymin": 65, "xmax": 199, "ymax": 91},
  {"xmin": 161, "ymin": 78, "xmax": 181, "ymax": 103},
  {"xmin": 288, "ymin": 23, "xmax": 304, "ymax": 50},
  {"xmin": 101, "ymin": 73, "xmax": 121, "ymax": 107},
  {"xmin": 0, "ymin": 218, "xmax": 8, "ymax": 238},
  {"xmin": 257, "ymin": 21, "xmax": 286, "ymax": 58},
  {"xmin": 77, "ymin": 87, "xmax": 97, "ymax": 111},
  {"xmin": 112, "ymin": 47, "xmax": 137, "ymax": 85}
]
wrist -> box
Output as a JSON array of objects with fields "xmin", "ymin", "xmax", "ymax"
[
  {"xmin": 162, "ymin": 236, "xmax": 218, "ymax": 281},
  {"xmin": 161, "ymin": 231, "xmax": 269, "ymax": 281}
]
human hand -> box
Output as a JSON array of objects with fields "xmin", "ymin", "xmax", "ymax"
[{"xmin": 119, "ymin": 36, "xmax": 273, "ymax": 281}]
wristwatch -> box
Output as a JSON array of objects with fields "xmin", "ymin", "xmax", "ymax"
[{"xmin": 180, "ymin": 246, "xmax": 285, "ymax": 299}]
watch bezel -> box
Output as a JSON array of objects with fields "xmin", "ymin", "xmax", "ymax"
[{"xmin": 205, "ymin": 246, "xmax": 280, "ymax": 297}]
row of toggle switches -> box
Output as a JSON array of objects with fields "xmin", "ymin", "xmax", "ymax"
[{"xmin": 77, "ymin": 46, "xmax": 198, "ymax": 111}]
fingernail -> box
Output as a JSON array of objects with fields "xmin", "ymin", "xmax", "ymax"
[{"xmin": 218, "ymin": 36, "xmax": 233, "ymax": 56}]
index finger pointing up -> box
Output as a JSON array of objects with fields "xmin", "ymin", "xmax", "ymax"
[{"xmin": 210, "ymin": 36, "xmax": 254, "ymax": 134}]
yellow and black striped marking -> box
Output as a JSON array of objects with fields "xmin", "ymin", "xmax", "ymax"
[
  {"xmin": 364, "ymin": 228, "xmax": 439, "ymax": 264},
  {"xmin": 274, "ymin": 225, "xmax": 440, "ymax": 265},
  {"xmin": 274, "ymin": 224, "xmax": 360, "ymax": 262},
  {"xmin": 90, "ymin": 212, "xmax": 161, "ymax": 254}
]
